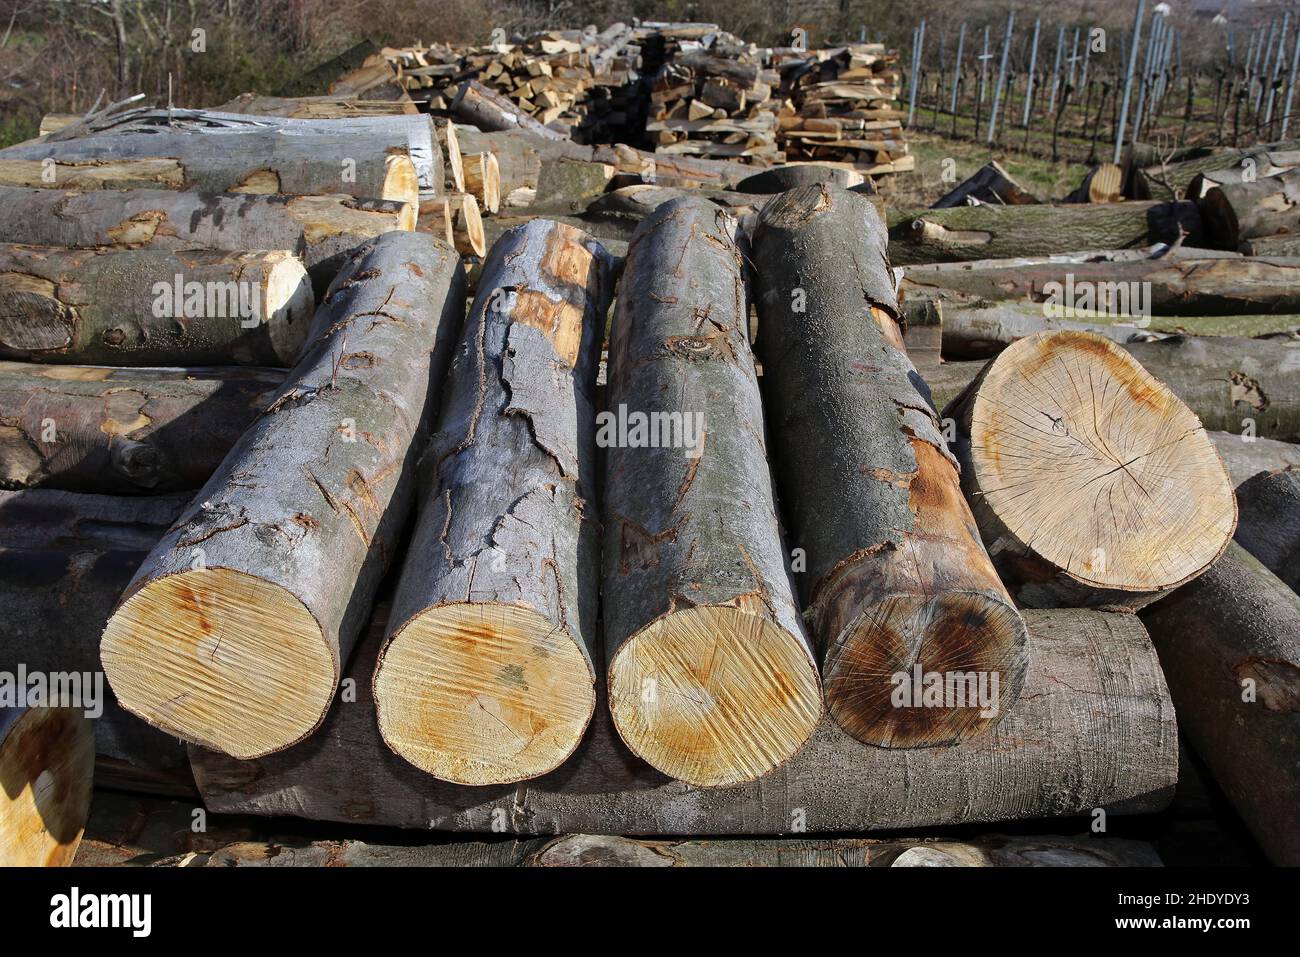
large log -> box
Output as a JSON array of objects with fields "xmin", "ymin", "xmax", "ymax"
[
  {"xmin": 100, "ymin": 232, "xmax": 466, "ymax": 759},
  {"xmin": 602, "ymin": 197, "xmax": 821, "ymax": 787},
  {"xmin": 0, "ymin": 186, "xmax": 415, "ymax": 296},
  {"xmin": 1200, "ymin": 169, "xmax": 1300, "ymax": 248},
  {"xmin": 1140, "ymin": 544, "xmax": 1300, "ymax": 865},
  {"xmin": 191, "ymin": 606, "xmax": 1177, "ymax": 834},
  {"xmin": 750, "ymin": 185, "xmax": 1028, "ymax": 748},
  {"xmin": 1186, "ymin": 150, "xmax": 1300, "ymax": 198},
  {"xmin": 887, "ymin": 202, "xmax": 1204, "ymax": 265},
  {"xmin": 0, "ymin": 245, "xmax": 314, "ymax": 367},
  {"xmin": 0, "ymin": 705, "xmax": 93, "ymax": 866},
  {"xmin": 1233, "ymin": 467, "xmax": 1300, "ymax": 591},
  {"xmin": 372, "ymin": 220, "xmax": 609, "ymax": 786},
  {"xmin": 946, "ymin": 331, "xmax": 1237, "ymax": 610},
  {"xmin": 0, "ymin": 362, "xmax": 284, "ymax": 493},
  {"xmin": 1133, "ymin": 141, "xmax": 1300, "ymax": 200}
]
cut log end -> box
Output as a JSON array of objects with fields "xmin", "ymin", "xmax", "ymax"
[
  {"xmin": 263, "ymin": 252, "xmax": 317, "ymax": 363},
  {"xmin": 822, "ymin": 590, "xmax": 1029, "ymax": 749},
  {"xmin": 0, "ymin": 706, "xmax": 94, "ymax": 866},
  {"xmin": 607, "ymin": 606, "xmax": 823, "ymax": 788},
  {"xmin": 381, "ymin": 155, "xmax": 421, "ymax": 209},
  {"xmin": 374, "ymin": 603, "xmax": 596, "ymax": 786},
  {"xmin": 101, "ymin": 567, "xmax": 336, "ymax": 759},
  {"xmin": 963, "ymin": 330, "xmax": 1237, "ymax": 601}
]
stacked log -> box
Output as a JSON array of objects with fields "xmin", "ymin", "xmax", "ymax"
[
  {"xmin": 1131, "ymin": 140, "xmax": 1300, "ymax": 201},
  {"xmin": 750, "ymin": 184, "xmax": 1028, "ymax": 748},
  {"xmin": 945, "ymin": 330, "xmax": 1237, "ymax": 610},
  {"xmin": 1233, "ymin": 467, "xmax": 1300, "ymax": 591},
  {"xmin": 372, "ymin": 220, "xmax": 610, "ymax": 786},
  {"xmin": 100, "ymin": 231, "xmax": 466, "ymax": 759},
  {"xmin": 1200, "ymin": 168, "xmax": 1300, "ymax": 249}
]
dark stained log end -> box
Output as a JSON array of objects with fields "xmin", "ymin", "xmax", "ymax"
[{"xmin": 0, "ymin": 705, "xmax": 94, "ymax": 866}]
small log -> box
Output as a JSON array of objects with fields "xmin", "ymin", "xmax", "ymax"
[
  {"xmin": 0, "ymin": 362, "xmax": 284, "ymax": 493},
  {"xmin": 733, "ymin": 163, "xmax": 865, "ymax": 194},
  {"xmin": 435, "ymin": 118, "xmax": 466, "ymax": 194},
  {"xmin": 1064, "ymin": 163, "xmax": 1124, "ymax": 203},
  {"xmin": 1201, "ymin": 169, "xmax": 1300, "ymax": 248},
  {"xmin": 0, "ymin": 705, "xmax": 93, "ymax": 866},
  {"xmin": 933, "ymin": 161, "xmax": 1040, "ymax": 208},
  {"xmin": 1185, "ymin": 151, "xmax": 1300, "ymax": 198},
  {"xmin": 1141, "ymin": 543, "xmax": 1300, "ymax": 866},
  {"xmin": 191, "ymin": 606, "xmax": 1177, "ymax": 833},
  {"xmin": 532, "ymin": 159, "xmax": 617, "ymax": 213},
  {"xmin": 602, "ymin": 197, "xmax": 821, "ymax": 787},
  {"xmin": 751, "ymin": 185, "xmax": 1028, "ymax": 748},
  {"xmin": 0, "ymin": 245, "xmax": 314, "ymax": 366},
  {"xmin": 1233, "ymin": 467, "xmax": 1300, "ymax": 591},
  {"xmin": 463, "ymin": 152, "xmax": 501, "ymax": 214},
  {"xmin": 417, "ymin": 194, "xmax": 485, "ymax": 257},
  {"xmin": 373, "ymin": 220, "xmax": 610, "ymax": 786},
  {"xmin": 452, "ymin": 80, "xmax": 567, "ymax": 141},
  {"xmin": 946, "ymin": 330, "xmax": 1237, "ymax": 610},
  {"xmin": 100, "ymin": 232, "xmax": 466, "ymax": 759}
]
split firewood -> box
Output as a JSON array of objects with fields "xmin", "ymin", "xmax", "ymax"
[
  {"xmin": 100, "ymin": 231, "xmax": 466, "ymax": 759},
  {"xmin": 1141, "ymin": 543, "xmax": 1300, "ymax": 866},
  {"xmin": 192, "ymin": 605, "xmax": 1176, "ymax": 833},
  {"xmin": 416, "ymin": 193, "xmax": 485, "ymax": 257},
  {"xmin": 452, "ymin": 80, "xmax": 568, "ymax": 141},
  {"xmin": 1233, "ymin": 467, "xmax": 1300, "ymax": 592},
  {"xmin": 0, "ymin": 705, "xmax": 93, "ymax": 866},
  {"xmin": 0, "ymin": 186, "xmax": 414, "ymax": 296},
  {"xmin": 946, "ymin": 330, "xmax": 1236, "ymax": 610},
  {"xmin": 933, "ymin": 161, "xmax": 1040, "ymax": 207},
  {"xmin": 1201, "ymin": 169, "xmax": 1300, "ymax": 248},
  {"xmin": 434, "ymin": 118, "xmax": 466, "ymax": 193},
  {"xmin": 372, "ymin": 221, "xmax": 609, "ymax": 786},
  {"xmin": 602, "ymin": 197, "xmax": 821, "ymax": 787},
  {"xmin": 463, "ymin": 152, "xmax": 501, "ymax": 213},
  {"xmin": 750, "ymin": 184, "xmax": 1028, "ymax": 748},
  {"xmin": 0, "ymin": 246, "xmax": 314, "ymax": 367},
  {"xmin": 0, "ymin": 362, "xmax": 285, "ymax": 493}
]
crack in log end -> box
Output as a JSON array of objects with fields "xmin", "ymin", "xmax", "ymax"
[
  {"xmin": 1232, "ymin": 657, "xmax": 1300, "ymax": 712},
  {"xmin": 1230, "ymin": 371, "xmax": 1269, "ymax": 411}
]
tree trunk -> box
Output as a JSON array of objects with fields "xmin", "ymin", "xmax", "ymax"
[
  {"xmin": 100, "ymin": 232, "xmax": 466, "ymax": 759},
  {"xmin": 191, "ymin": 605, "xmax": 1177, "ymax": 834},
  {"xmin": 602, "ymin": 197, "xmax": 821, "ymax": 787},
  {"xmin": 1233, "ymin": 466, "xmax": 1300, "ymax": 591},
  {"xmin": 932, "ymin": 160, "xmax": 1039, "ymax": 207},
  {"xmin": 462, "ymin": 152, "xmax": 500, "ymax": 214},
  {"xmin": 373, "ymin": 220, "xmax": 610, "ymax": 786},
  {"xmin": 0, "ymin": 704, "xmax": 93, "ymax": 866},
  {"xmin": 1201, "ymin": 168, "xmax": 1300, "ymax": 247},
  {"xmin": 947, "ymin": 330, "xmax": 1237, "ymax": 610},
  {"xmin": 1140, "ymin": 543, "xmax": 1300, "ymax": 866},
  {"xmin": 0, "ymin": 362, "xmax": 284, "ymax": 493},
  {"xmin": 0, "ymin": 186, "xmax": 414, "ymax": 297},
  {"xmin": 1186, "ymin": 150, "xmax": 1300, "ymax": 198},
  {"xmin": 452, "ymin": 80, "xmax": 568, "ymax": 141},
  {"xmin": 0, "ymin": 245, "xmax": 314, "ymax": 366},
  {"xmin": 1133, "ymin": 141, "xmax": 1300, "ymax": 200},
  {"xmin": 750, "ymin": 185, "xmax": 1028, "ymax": 749},
  {"xmin": 887, "ymin": 201, "xmax": 1204, "ymax": 265}
]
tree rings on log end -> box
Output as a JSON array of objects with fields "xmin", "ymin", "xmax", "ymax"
[
  {"xmin": 381, "ymin": 155, "xmax": 421, "ymax": 210},
  {"xmin": 0, "ymin": 706, "xmax": 93, "ymax": 866},
  {"xmin": 373, "ymin": 603, "xmax": 596, "ymax": 786},
  {"xmin": 101, "ymin": 566, "xmax": 335, "ymax": 758},
  {"xmin": 961, "ymin": 330, "xmax": 1237, "ymax": 607},
  {"xmin": 607, "ymin": 606, "xmax": 823, "ymax": 788},
  {"xmin": 820, "ymin": 590, "xmax": 1029, "ymax": 749},
  {"xmin": 260, "ymin": 252, "xmax": 317, "ymax": 364}
]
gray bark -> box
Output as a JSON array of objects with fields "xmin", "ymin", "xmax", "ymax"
[
  {"xmin": 734, "ymin": 164, "xmax": 867, "ymax": 194},
  {"xmin": 1201, "ymin": 168, "xmax": 1300, "ymax": 247},
  {"xmin": 1234, "ymin": 467, "xmax": 1300, "ymax": 591},
  {"xmin": 452, "ymin": 81, "xmax": 568, "ymax": 141}
]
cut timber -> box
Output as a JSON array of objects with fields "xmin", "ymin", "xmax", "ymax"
[
  {"xmin": 751, "ymin": 185, "xmax": 1028, "ymax": 748},
  {"xmin": 733, "ymin": 163, "xmax": 865, "ymax": 193},
  {"xmin": 1065, "ymin": 164, "xmax": 1125, "ymax": 204},
  {"xmin": 0, "ymin": 246, "xmax": 314, "ymax": 366},
  {"xmin": 0, "ymin": 362, "xmax": 284, "ymax": 493},
  {"xmin": 192, "ymin": 606, "xmax": 1176, "ymax": 833},
  {"xmin": 1201, "ymin": 169, "xmax": 1300, "ymax": 248},
  {"xmin": 1242, "ymin": 234, "xmax": 1300, "ymax": 256},
  {"xmin": 1132, "ymin": 141, "xmax": 1300, "ymax": 201},
  {"xmin": 215, "ymin": 93, "xmax": 418, "ymax": 118},
  {"xmin": 533, "ymin": 159, "xmax": 617, "ymax": 213},
  {"xmin": 1141, "ymin": 544, "xmax": 1300, "ymax": 866},
  {"xmin": 1186, "ymin": 152, "xmax": 1300, "ymax": 198},
  {"xmin": 0, "ymin": 705, "xmax": 93, "ymax": 866},
  {"xmin": 100, "ymin": 232, "xmax": 466, "ymax": 759},
  {"xmin": 373, "ymin": 220, "xmax": 610, "ymax": 786},
  {"xmin": 0, "ymin": 158, "xmax": 186, "ymax": 190},
  {"xmin": 933, "ymin": 161, "xmax": 1040, "ymax": 208},
  {"xmin": 452, "ymin": 80, "xmax": 568, "ymax": 140},
  {"xmin": 417, "ymin": 194, "xmax": 484, "ymax": 256},
  {"xmin": 887, "ymin": 202, "xmax": 1203, "ymax": 265},
  {"xmin": 0, "ymin": 186, "xmax": 414, "ymax": 296},
  {"xmin": 947, "ymin": 331, "xmax": 1237, "ymax": 610},
  {"xmin": 463, "ymin": 152, "xmax": 501, "ymax": 214},
  {"xmin": 1233, "ymin": 467, "xmax": 1300, "ymax": 591},
  {"xmin": 603, "ymin": 197, "xmax": 821, "ymax": 787},
  {"xmin": 435, "ymin": 119, "xmax": 465, "ymax": 193}
]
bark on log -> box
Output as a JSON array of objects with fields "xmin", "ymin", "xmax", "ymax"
[
  {"xmin": 215, "ymin": 93, "xmax": 419, "ymax": 119},
  {"xmin": 946, "ymin": 331, "xmax": 1237, "ymax": 610},
  {"xmin": 1140, "ymin": 543, "xmax": 1300, "ymax": 866},
  {"xmin": 191, "ymin": 605, "xmax": 1177, "ymax": 834},
  {"xmin": 1209, "ymin": 432, "xmax": 1300, "ymax": 485},
  {"xmin": 463, "ymin": 152, "xmax": 501, "ymax": 214},
  {"xmin": 373, "ymin": 220, "xmax": 609, "ymax": 785},
  {"xmin": 933, "ymin": 161, "xmax": 1039, "ymax": 208},
  {"xmin": 0, "ymin": 186, "xmax": 414, "ymax": 297},
  {"xmin": 452, "ymin": 81, "xmax": 567, "ymax": 141},
  {"xmin": 0, "ymin": 245, "xmax": 315, "ymax": 367},
  {"xmin": 100, "ymin": 231, "xmax": 466, "ymax": 759},
  {"xmin": 1241, "ymin": 234, "xmax": 1300, "ymax": 256},
  {"xmin": 887, "ymin": 202, "xmax": 1204, "ymax": 265},
  {"xmin": 1233, "ymin": 467, "xmax": 1300, "ymax": 591},
  {"xmin": 1201, "ymin": 169, "xmax": 1300, "ymax": 248},
  {"xmin": 750, "ymin": 185, "xmax": 1028, "ymax": 748},
  {"xmin": 0, "ymin": 362, "xmax": 284, "ymax": 493},
  {"xmin": 899, "ymin": 255, "xmax": 1300, "ymax": 315},
  {"xmin": 0, "ymin": 705, "xmax": 93, "ymax": 866},
  {"xmin": 733, "ymin": 163, "xmax": 866, "ymax": 194},
  {"xmin": 1133, "ymin": 141, "xmax": 1300, "ymax": 201},
  {"xmin": 602, "ymin": 197, "xmax": 821, "ymax": 787}
]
